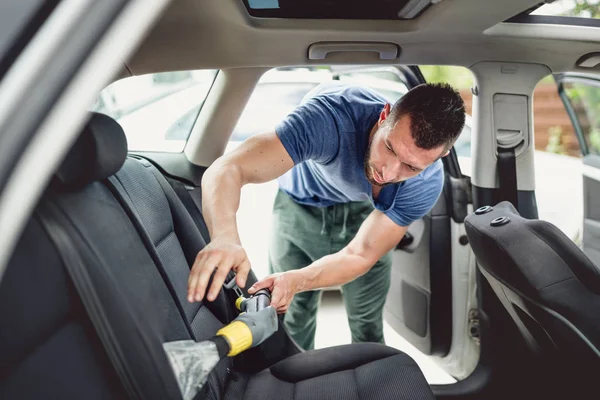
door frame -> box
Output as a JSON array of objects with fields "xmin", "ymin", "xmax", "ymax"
[
  {"xmin": 554, "ymin": 72, "xmax": 600, "ymax": 265},
  {"xmin": 0, "ymin": 0, "xmax": 170, "ymax": 283},
  {"xmin": 339, "ymin": 65, "xmax": 474, "ymax": 373}
]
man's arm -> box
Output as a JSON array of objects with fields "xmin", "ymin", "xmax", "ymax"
[
  {"xmin": 188, "ymin": 131, "xmax": 294, "ymax": 303},
  {"xmin": 248, "ymin": 210, "xmax": 407, "ymax": 312}
]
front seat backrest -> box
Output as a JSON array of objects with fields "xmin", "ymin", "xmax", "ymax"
[{"xmin": 464, "ymin": 201, "xmax": 600, "ymax": 374}]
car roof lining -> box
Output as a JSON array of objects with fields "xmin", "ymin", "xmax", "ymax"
[{"xmin": 120, "ymin": 0, "xmax": 600, "ymax": 77}]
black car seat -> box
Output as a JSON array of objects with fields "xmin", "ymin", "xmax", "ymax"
[
  {"xmin": 465, "ymin": 201, "xmax": 600, "ymax": 395},
  {"xmin": 0, "ymin": 112, "xmax": 435, "ymax": 400}
]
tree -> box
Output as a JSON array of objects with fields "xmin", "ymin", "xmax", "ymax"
[{"xmin": 565, "ymin": 0, "xmax": 600, "ymax": 18}]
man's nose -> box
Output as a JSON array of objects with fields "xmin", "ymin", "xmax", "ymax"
[{"xmin": 382, "ymin": 163, "xmax": 401, "ymax": 181}]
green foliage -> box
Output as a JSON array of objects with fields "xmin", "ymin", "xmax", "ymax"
[
  {"xmin": 545, "ymin": 125, "xmax": 567, "ymax": 155},
  {"xmin": 565, "ymin": 82, "xmax": 600, "ymax": 153},
  {"xmin": 419, "ymin": 66, "xmax": 473, "ymax": 90},
  {"xmin": 590, "ymin": 129, "xmax": 600, "ymax": 153},
  {"xmin": 564, "ymin": 0, "xmax": 600, "ymax": 18}
]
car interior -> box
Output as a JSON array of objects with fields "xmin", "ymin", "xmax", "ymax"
[{"xmin": 2, "ymin": 0, "xmax": 600, "ymax": 399}]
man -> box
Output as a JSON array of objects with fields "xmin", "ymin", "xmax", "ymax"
[{"xmin": 187, "ymin": 81, "xmax": 466, "ymax": 350}]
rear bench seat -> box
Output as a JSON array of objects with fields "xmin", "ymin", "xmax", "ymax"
[{"xmin": 0, "ymin": 113, "xmax": 435, "ymax": 399}]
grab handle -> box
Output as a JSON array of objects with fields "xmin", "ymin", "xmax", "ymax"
[{"xmin": 308, "ymin": 42, "xmax": 399, "ymax": 60}]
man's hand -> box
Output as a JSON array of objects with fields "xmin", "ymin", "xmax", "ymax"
[
  {"xmin": 187, "ymin": 239, "xmax": 251, "ymax": 303},
  {"xmin": 190, "ymin": 131, "xmax": 295, "ymax": 303},
  {"xmin": 251, "ymin": 211, "xmax": 408, "ymax": 302},
  {"xmin": 248, "ymin": 271, "xmax": 305, "ymax": 313}
]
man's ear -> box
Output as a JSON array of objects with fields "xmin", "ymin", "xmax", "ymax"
[
  {"xmin": 378, "ymin": 104, "xmax": 391, "ymax": 126},
  {"xmin": 442, "ymin": 150, "xmax": 450, "ymax": 157}
]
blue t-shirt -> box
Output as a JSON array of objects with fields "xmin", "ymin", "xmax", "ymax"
[{"xmin": 275, "ymin": 82, "xmax": 444, "ymax": 227}]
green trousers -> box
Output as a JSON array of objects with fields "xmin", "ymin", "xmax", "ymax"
[{"xmin": 268, "ymin": 189, "xmax": 392, "ymax": 351}]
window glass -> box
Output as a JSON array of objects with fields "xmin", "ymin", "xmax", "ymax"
[
  {"xmin": 92, "ymin": 70, "xmax": 218, "ymax": 152},
  {"xmin": 421, "ymin": 65, "xmax": 474, "ymax": 168},
  {"xmin": 531, "ymin": 0, "xmax": 600, "ymax": 19},
  {"xmin": 243, "ymin": 0, "xmax": 437, "ymax": 20},
  {"xmin": 507, "ymin": 0, "xmax": 600, "ymax": 26},
  {"xmin": 563, "ymin": 81, "xmax": 600, "ymax": 154}
]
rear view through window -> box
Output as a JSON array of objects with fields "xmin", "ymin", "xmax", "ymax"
[{"xmin": 92, "ymin": 69, "xmax": 218, "ymax": 152}]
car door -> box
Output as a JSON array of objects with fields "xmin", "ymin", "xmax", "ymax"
[
  {"xmin": 332, "ymin": 65, "xmax": 479, "ymax": 379},
  {"xmin": 555, "ymin": 73, "xmax": 600, "ymax": 265}
]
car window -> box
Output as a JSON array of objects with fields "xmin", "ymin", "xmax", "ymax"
[
  {"xmin": 92, "ymin": 69, "xmax": 218, "ymax": 152},
  {"xmin": 453, "ymin": 121, "xmax": 472, "ymax": 158},
  {"xmin": 231, "ymin": 81, "xmax": 322, "ymax": 142},
  {"xmin": 225, "ymin": 66, "xmax": 479, "ymax": 164},
  {"xmin": 562, "ymin": 81, "xmax": 600, "ymax": 154}
]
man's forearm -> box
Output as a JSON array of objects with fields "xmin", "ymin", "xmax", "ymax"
[
  {"xmin": 293, "ymin": 248, "xmax": 373, "ymax": 292},
  {"xmin": 201, "ymin": 162, "xmax": 243, "ymax": 242}
]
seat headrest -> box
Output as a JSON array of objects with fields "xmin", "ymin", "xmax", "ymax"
[
  {"xmin": 465, "ymin": 201, "xmax": 600, "ymax": 297},
  {"xmin": 55, "ymin": 112, "xmax": 127, "ymax": 189}
]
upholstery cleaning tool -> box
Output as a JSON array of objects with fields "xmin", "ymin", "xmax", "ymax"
[{"xmin": 163, "ymin": 285, "xmax": 277, "ymax": 400}]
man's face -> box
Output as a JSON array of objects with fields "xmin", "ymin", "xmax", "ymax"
[{"xmin": 365, "ymin": 105, "xmax": 448, "ymax": 187}]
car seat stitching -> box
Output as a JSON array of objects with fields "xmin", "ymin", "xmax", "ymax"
[
  {"xmin": 155, "ymin": 229, "xmax": 175, "ymax": 250},
  {"xmin": 537, "ymin": 276, "xmax": 576, "ymax": 292},
  {"xmin": 352, "ymin": 367, "xmax": 361, "ymax": 399}
]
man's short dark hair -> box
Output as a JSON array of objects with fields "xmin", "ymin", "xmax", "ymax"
[{"xmin": 389, "ymin": 82, "xmax": 466, "ymax": 153}]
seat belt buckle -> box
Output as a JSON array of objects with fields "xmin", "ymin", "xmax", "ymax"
[{"xmin": 224, "ymin": 271, "xmax": 244, "ymax": 299}]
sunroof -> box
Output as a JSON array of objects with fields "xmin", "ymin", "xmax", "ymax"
[
  {"xmin": 243, "ymin": 0, "xmax": 439, "ymax": 20},
  {"xmin": 506, "ymin": 1, "xmax": 600, "ymax": 27}
]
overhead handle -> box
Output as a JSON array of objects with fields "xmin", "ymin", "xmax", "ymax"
[
  {"xmin": 576, "ymin": 52, "xmax": 600, "ymax": 68},
  {"xmin": 308, "ymin": 42, "xmax": 399, "ymax": 60}
]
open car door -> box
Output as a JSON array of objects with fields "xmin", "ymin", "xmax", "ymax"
[
  {"xmin": 555, "ymin": 73, "xmax": 600, "ymax": 265},
  {"xmin": 331, "ymin": 65, "xmax": 480, "ymax": 380}
]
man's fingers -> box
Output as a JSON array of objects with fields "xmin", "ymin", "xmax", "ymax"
[
  {"xmin": 247, "ymin": 276, "xmax": 273, "ymax": 294},
  {"xmin": 276, "ymin": 305, "xmax": 288, "ymax": 314},
  {"xmin": 270, "ymin": 284, "xmax": 285, "ymax": 309},
  {"xmin": 193, "ymin": 255, "xmax": 220, "ymax": 302},
  {"xmin": 207, "ymin": 257, "xmax": 234, "ymax": 301},
  {"xmin": 187, "ymin": 254, "xmax": 205, "ymax": 302},
  {"xmin": 235, "ymin": 258, "xmax": 251, "ymax": 289}
]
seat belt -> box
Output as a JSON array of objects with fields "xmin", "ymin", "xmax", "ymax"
[
  {"xmin": 37, "ymin": 199, "xmax": 142, "ymax": 400},
  {"xmin": 497, "ymin": 146, "xmax": 519, "ymax": 209}
]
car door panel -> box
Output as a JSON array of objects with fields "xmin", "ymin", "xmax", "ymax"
[
  {"xmin": 385, "ymin": 186, "xmax": 453, "ymax": 356},
  {"xmin": 555, "ymin": 74, "xmax": 600, "ymax": 265},
  {"xmin": 583, "ymin": 155, "xmax": 600, "ymax": 265}
]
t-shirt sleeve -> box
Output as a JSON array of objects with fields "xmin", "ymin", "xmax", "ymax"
[
  {"xmin": 275, "ymin": 96, "xmax": 341, "ymax": 165},
  {"xmin": 384, "ymin": 163, "xmax": 444, "ymax": 227}
]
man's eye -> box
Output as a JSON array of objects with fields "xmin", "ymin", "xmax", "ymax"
[
  {"xmin": 385, "ymin": 143, "xmax": 394, "ymax": 153},
  {"xmin": 405, "ymin": 164, "xmax": 418, "ymax": 172}
]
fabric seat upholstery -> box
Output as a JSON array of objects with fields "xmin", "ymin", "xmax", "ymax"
[
  {"xmin": 464, "ymin": 201, "xmax": 600, "ymax": 390},
  {"xmin": 226, "ymin": 343, "xmax": 433, "ymax": 400},
  {"xmin": 0, "ymin": 112, "xmax": 435, "ymax": 400}
]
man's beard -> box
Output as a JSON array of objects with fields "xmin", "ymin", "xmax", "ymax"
[{"xmin": 363, "ymin": 132, "xmax": 388, "ymax": 188}]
